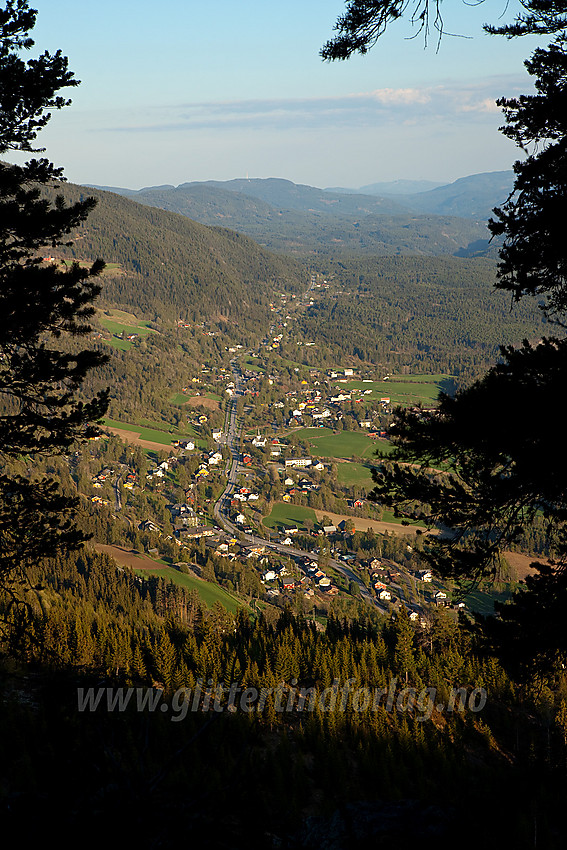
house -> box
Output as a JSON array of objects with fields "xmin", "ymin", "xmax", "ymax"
[
  {"xmin": 417, "ymin": 570, "xmax": 432, "ymax": 582},
  {"xmin": 178, "ymin": 526, "xmax": 215, "ymax": 539},
  {"xmin": 379, "ymin": 589, "xmax": 391, "ymax": 602},
  {"xmin": 212, "ymin": 430, "xmax": 223, "ymax": 442},
  {"xmin": 262, "ymin": 570, "xmax": 277, "ymax": 582},
  {"xmin": 285, "ymin": 458, "xmax": 312, "ymax": 469}
]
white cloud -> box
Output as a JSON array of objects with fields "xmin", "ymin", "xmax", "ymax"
[{"xmin": 99, "ymin": 76, "xmax": 527, "ymax": 136}]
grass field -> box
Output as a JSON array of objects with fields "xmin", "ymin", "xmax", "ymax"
[
  {"xmin": 94, "ymin": 543, "xmax": 244, "ymax": 613},
  {"xmin": 337, "ymin": 462, "xmax": 375, "ymax": 485},
  {"xmin": 380, "ymin": 508, "xmax": 427, "ymax": 528},
  {"xmin": 333, "ymin": 375, "xmax": 452, "ymax": 407},
  {"xmin": 169, "ymin": 391, "xmax": 220, "ymax": 407},
  {"xmin": 243, "ymin": 357, "xmax": 264, "ymax": 372},
  {"xmin": 134, "ymin": 566, "xmax": 244, "ymax": 613},
  {"xmin": 102, "ymin": 417, "xmax": 199, "ymax": 446},
  {"xmin": 139, "ymin": 417, "xmax": 199, "ymax": 438},
  {"xmin": 97, "ymin": 309, "xmax": 155, "ymax": 351},
  {"xmin": 170, "ymin": 392, "xmax": 193, "ymax": 405},
  {"xmin": 263, "ymin": 502, "xmax": 318, "ymax": 530},
  {"xmin": 293, "ymin": 427, "xmax": 392, "ymax": 460},
  {"xmin": 464, "ymin": 586, "xmax": 514, "ymax": 615}
]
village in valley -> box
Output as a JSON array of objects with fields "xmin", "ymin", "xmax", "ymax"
[{"xmin": 70, "ymin": 271, "xmax": 512, "ymax": 626}]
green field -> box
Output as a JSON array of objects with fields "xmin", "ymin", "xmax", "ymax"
[
  {"xmin": 380, "ymin": 508, "xmax": 427, "ymax": 528},
  {"xmin": 98, "ymin": 311, "xmax": 155, "ymax": 351},
  {"xmin": 293, "ymin": 427, "xmax": 392, "ymax": 460},
  {"xmin": 337, "ymin": 462, "xmax": 375, "ymax": 485},
  {"xmin": 464, "ymin": 585, "xmax": 514, "ymax": 616},
  {"xmin": 102, "ymin": 418, "xmax": 194, "ymax": 446},
  {"xmin": 243, "ymin": 357, "xmax": 264, "ymax": 372},
  {"xmin": 333, "ymin": 375, "xmax": 452, "ymax": 407},
  {"xmin": 170, "ymin": 392, "xmax": 193, "ymax": 405},
  {"xmin": 133, "ymin": 566, "xmax": 244, "ymax": 613},
  {"xmin": 263, "ymin": 502, "xmax": 317, "ymax": 530}
]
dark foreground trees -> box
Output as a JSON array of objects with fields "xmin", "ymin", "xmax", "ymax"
[
  {"xmin": 0, "ymin": 2, "xmax": 107, "ymax": 600},
  {"xmin": 323, "ymin": 3, "xmax": 567, "ymax": 665}
]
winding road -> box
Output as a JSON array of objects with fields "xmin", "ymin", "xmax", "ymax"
[{"xmin": 212, "ymin": 360, "xmax": 388, "ymax": 615}]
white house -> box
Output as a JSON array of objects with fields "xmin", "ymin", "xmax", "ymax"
[{"xmin": 285, "ymin": 458, "xmax": 312, "ymax": 468}]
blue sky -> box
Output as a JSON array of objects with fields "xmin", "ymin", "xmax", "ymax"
[{"xmin": 19, "ymin": 1, "xmax": 543, "ymax": 189}]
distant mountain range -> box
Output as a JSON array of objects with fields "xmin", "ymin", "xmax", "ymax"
[
  {"xmin": 85, "ymin": 171, "xmax": 512, "ymax": 258},
  {"xmin": 328, "ymin": 179, "xmax": 446, "ymax": 196}
]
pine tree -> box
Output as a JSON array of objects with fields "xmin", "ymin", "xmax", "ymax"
[
  {"xmin": 0, "ymin": 2, "xmax": 108, "ymax": 598},
  {"xmin": 321, "ymin": 3, "xmax": 567, "ymax": 669}
]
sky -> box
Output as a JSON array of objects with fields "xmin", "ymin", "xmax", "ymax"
[{"xmin": 15, "ymin": 0, "xmax": 545, "ymax": 190}]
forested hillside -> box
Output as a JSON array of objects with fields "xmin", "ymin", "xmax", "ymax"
[
  {"xmin": 297, "ymin": 256, "xmax": 546, "ymax": 377},
  {"xmin": 3, "ymin": 548, "xmax": 566, "ymax": 847},
  {"xmin": 45, "ymin": 182, "xmax": 304, "ymax": 331},
  {"xmin": 88, "ymin": 180, "xmax": 493, "ymax": 257}
]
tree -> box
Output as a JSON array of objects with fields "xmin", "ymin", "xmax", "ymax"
[
  {"xmin": 322, "ymin": 3, "xmax": 567, "ymax": 662},
  {"xmin": 321, "ymin": 0, "xmax": 567, "ymax": 61},
  {"xmin": 0, "ymin": 2, "xmax": 108, "ymax": 601}
]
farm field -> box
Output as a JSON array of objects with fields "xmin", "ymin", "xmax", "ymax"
[
  {"xmin": 101, "ymin": 417, "xmax": 199, "ymax": 448},
  {"xmin": 96, "ymin": 309, "xmax": 156, "ymax": 350},
  {"xmin": 135, "ymin": 566, "xmax": 244, "ymax": 613},
  {"xmin": 93, "ymin": 544, "xmax": 243, "ymax": 613},
  {"xmin": 464, "ymin": 586, "xmax": 515, "ymax": 616},
  {"xmin": 333, "ymin": 374, "xmax": 452, "ymax": 407},
  {"xmin": 243, "ymin": 357, "xmax": 264, "ymax": 372},
  {"xmin": 312, "ymin": 510, "xmax": 430, "ymax": 537},
  {"xmin": 293, "ymin": 427, "xmax": 392, "ymax": 459},
  {"xmin": 337, "ymin": 462, "xmax": 375, "ymax": 486},
  {"xmin": 263, "ymin": 502, "xmax": 318, "ymax": 531},
  {"xmin": 170, "ymin": 392, "xmax": 193, "ymax": 405}
]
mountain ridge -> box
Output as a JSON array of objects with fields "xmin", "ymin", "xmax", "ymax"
[{"xmin": 83, "ymin": 173, "xmax": 507, "ymax": 258}]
